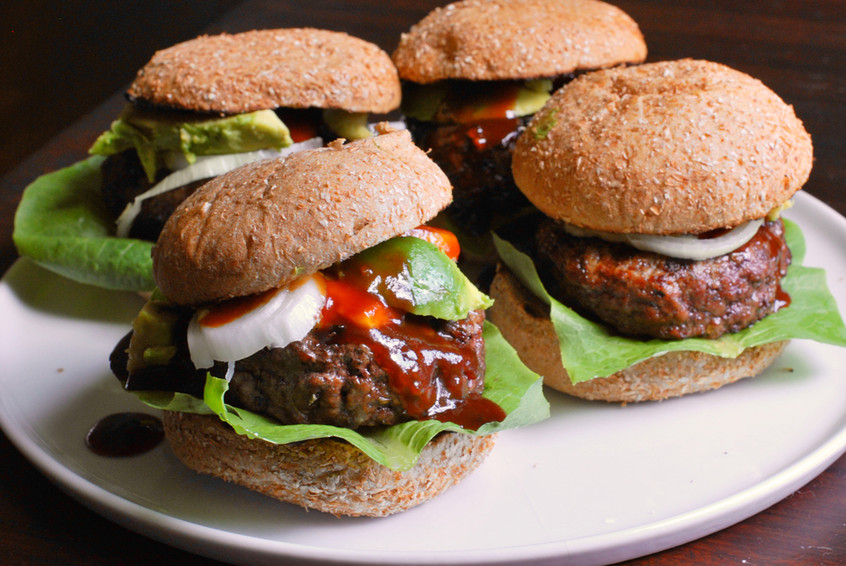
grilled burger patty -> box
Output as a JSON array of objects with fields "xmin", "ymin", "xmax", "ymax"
[
  {"xmin": 100, "ymin": 150, "xmax": 206, "ymax": 241},
  {"xmin": 534, "ymin": 219, "xmax": 791, "ymax": 340},
  {"xmin": 113, "ymin": 309, "xmax": 486, "ymax": 429},
  {"xmin": 228, "ymin": 309, "xmax": 486, "ymax": 428},
  {"xmin": 406, "ymin": 116, "xmax": 531, "ymax": 237}
]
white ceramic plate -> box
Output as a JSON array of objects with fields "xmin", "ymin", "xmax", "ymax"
[{"xmin": 2, "ymin": 192, "xmax": 845, "ymax": 566}]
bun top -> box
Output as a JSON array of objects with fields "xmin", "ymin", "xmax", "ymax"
[
  {"xmin": 392, "ymin": 0, "xmax": 646, "ymax": 83},
  {"xmin": 513, "ymin": 59, "xmax": 814, "ymax": 234},
  {"xmin": 127, "ymin": 28, "xmax": 401, "ymax": 114},
  {"xmin": 153, "ymin": 128, "xmax": 452, "ymax": 305}
]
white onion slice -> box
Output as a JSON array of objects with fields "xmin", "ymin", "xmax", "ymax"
[
  {"xmin": 563, "ymin": 219, "xmax": 764, "ymax": 260},
  {"xmin": 187, "ymin": 274, "xmax": 326, "ymax": 369},
  {"xmin": 115, "ymin": 137, "xmax": 323, "ymax": 238}
]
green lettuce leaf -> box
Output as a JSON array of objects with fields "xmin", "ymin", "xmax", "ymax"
[
  {"xmin": 493, "ymin": 219, "xmax": 846, "ymax": 383},
  {"xmin": 13, "ymin": 156, "xmax": 156, "ymax": 292},
  {"xmin": 134, "ymin": 320, "xmax": 549, "ymax": 471}
]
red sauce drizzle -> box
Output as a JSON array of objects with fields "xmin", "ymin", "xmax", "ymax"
[
  {"xmin": 316, "ymin": 227, "xmax": 505, "ymax": 429},
  {"xmin": 329, "ymin": 317, "xmax": 502, "ymax": 428},
  {"xmin": 775, "ymin": 284, "xmax": 791, "ymax": 310},
  {"xmin": 199, "ymin": 287, "xmax": 278, "ymax": 328},
  {"xmin": 465, "ymin": 118, "xmax": 522, "ymax": 150},
  {"xmin": 452, "ymin": 83, "xmax": 521, "ymax": 122},
  {"xmin": 403, "ymin": 225, "xmax": 461, "ymax": 260},
  {"xmin": 734, "ymin": 221, "xmax": 792, "ymax": 311},
  {"xmin": 276, "ymin": 109, "xmax": 320, "ymax": 143},
  {"xmin": 432, "ymin": 394, "xmax": 506, "ymax": 430},
  {"xmin": 447, "ymin": 83, "xmax": 523, "ymax": 150}
]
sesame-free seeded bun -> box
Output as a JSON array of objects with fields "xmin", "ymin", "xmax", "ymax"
[
  {"xmin": 513, "ymin": 59, "xmax": 814, "ymax": 235},
  {"xmin": 392, "ymin": 0, "xmax": 646, "ymax": 83},
  {"xmin": 488, "ymin": 267, "xmax": 789, "ymax": 402},
  {"xmin": 162, "ymin": 411, "xmax": 495, "ymax": 517},
  {"xmin": 153, "ymin": 128, "xmax": 452, "ymax": 305},
  {"xmin": 127, "ymin": 28, "xmax": 401, "ymax": 114}
]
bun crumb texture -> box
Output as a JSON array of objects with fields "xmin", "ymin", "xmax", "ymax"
[
  {"xmin": 514, "ymin": 59, "xmax": 814, "ymax": 234},
  {"xmin": 393, "ymin": 0, "xmax": 647, "ymax": 83},
  {"xmin": 129, "ymin": 28, "xmax": 401, "ymax": 114},
  {"xmin": 163, "ymin": 411, "xmax": 495, "ymax": 517}
]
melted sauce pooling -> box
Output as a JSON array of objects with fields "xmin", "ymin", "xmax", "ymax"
[
  {"xmin": 86, "ymin": 412, "xmax": 164, "ymax": 457},
  {"xmin": 466, "ymin": 118, "xmax": 521, "ymax": 150},
  {"xmin": 432, "ymin": 394, "xmax": 506, "ymax": 430},
  {"xmin": 329, "ymin": 318, "xmax": 503, "ymax": 429}
]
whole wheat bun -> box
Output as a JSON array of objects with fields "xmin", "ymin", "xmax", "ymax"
[
  {"xmin": 153, "ymin": 128, "xmax": 452, "ymax": 305},
  {"xmin": 392, "ymin": 0, "xmax": 646, "ymax": 83},
  {"xmin": 513, "ymin": 59, "xmax": 814, "ymax": 235},
  {"xmin": 162, "ymin": 411, "xmax": 495, "ymax": 517},
  {"xmin": 488, "ymin": 267, "xmax": 788, "ymax": 402},
  {"xmin": 127, "ymin": 28, "xmax": 401, "ymax": 114}
]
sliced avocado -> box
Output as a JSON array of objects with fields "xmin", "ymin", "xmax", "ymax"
[
  {"xmin": 514, "ymin": 79, "xmax": 553, "ymax": 116},
  {"xmin": 127, "ymin": 298, "xmax": 181, "ymax": 372},
  {"xmin": 400, "ymin": 82, "xmax": 449, "ymax": 122},
  {"xmin": 322, "ymin": 109, "xmax": 372, "ymax": 140},
  {"xmin": 342, "ymin": 236, "xmax": 493, "ymax": 320},
  {"xmin": 89, "ymin": 106, "xmax": 293, "ymax": 182}
]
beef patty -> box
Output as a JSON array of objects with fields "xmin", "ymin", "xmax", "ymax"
[
  {"xmin": 227, "ymin": 310, "xmax": 486, "ymax": 428},
  {"xmin": 100, "ymin": 150, "xmax": 206, "ymax": 242},
  {"xmin": 534, "ymin": 219, "xmax": 791, "ymax": 340},
  {"xmin": 113, "ymin": 309, "xmax": 487, "ymax": 430},
  {"xmin": 406, "ymin": 116, "xmax": 531, "ymax": 237}
]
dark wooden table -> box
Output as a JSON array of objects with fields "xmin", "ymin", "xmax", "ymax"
[{"xmin": 1, "ymin": 1, "xmax": 844, "ymax": 564}]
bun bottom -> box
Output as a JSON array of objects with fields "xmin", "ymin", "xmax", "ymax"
[
  {"xmin": 162, "ymin": 411, "xmax": 495, "ymax": 517},
  {"xmin": 488, "ymin": 267, "xmax": 788, "ymax": 403}
]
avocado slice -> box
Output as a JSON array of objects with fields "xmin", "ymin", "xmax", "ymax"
[
  {"xmin": 89, "ymin": 106, "xmax": 293, "ymax": 182},
  {"xmin": 322, "ymin": 109, "xmax": 373, "ymax": 140},
  {"xmin": 340, "ymin": 235, "xmax": 493, "ymax": 320}
]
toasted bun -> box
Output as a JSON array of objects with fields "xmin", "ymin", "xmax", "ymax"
[
  {"xmin": 487, "ymin": 267, "xmax": 788, "ymax": 402},
  {"xmin": 162, "ymin": 411, "xmax": 495, "ymax": 517},
  {"xmin": 127, "ymin": 28, "xmax": 401, "ymax": 114},
  {"xmin": 153, "ymin": 129, "xmax": 452, "ymax": 305},
  {"xmin": 392, "ymin": 0, "xmax": 646, "ymax": 83},
  {"xmin": 513, "ymin": 59, "xmax": 814, "ymax": 235}
]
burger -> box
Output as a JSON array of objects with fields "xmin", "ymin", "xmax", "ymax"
[
  {"xmin": 109, "ymin": 128, "xmax": 548, "ymax": 516},
  {"xmin": 90, "ymin": 28, "xmax": 401, "ymax": 242},
  {"xmin": 14, "ymin": 28, "xmax": 404, "ymax": 294},
  {"xmin": 488, "ymin": 59, "xmax": 846, "ymax": 402},
  {"xmin": 392, "ymin": 0, "xmax": 646, "ymax": 249}
]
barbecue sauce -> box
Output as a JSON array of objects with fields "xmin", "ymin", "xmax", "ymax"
[
  {"xmin": 86, "ymin": 412, "xmax": 164, "ymax": 457},
  {"xmin": 317, "ymin": 228, "xmax": 505, "ymax": 429},
  {"xmin": 276, "ymin": 108, "xmax": 320, "ymax": 143}
]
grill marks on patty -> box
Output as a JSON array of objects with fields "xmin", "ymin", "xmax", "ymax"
[{"xmin": 534, "ymin": 219, "xmax": 791, "ymax": 340}]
